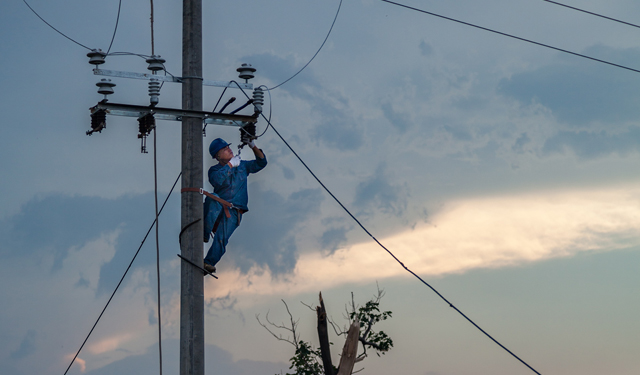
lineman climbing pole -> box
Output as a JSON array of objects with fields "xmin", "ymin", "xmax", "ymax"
[{"xmin": 85, "ymin": 1, "xmax": 260, "ymax": 374}]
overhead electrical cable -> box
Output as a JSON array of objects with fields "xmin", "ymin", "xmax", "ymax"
[
  {"xmin": 229, "ymin": 83, "xmax": 541, "ymax": 375},
  {"xmin": 269, "ymin": 0, "xmax": 343, "ymax": 90},
  {"xmin": 105, "ymin": 0, "xmax": 123, "ymax": 55},
  {"xmin": 62, "ymin": 172, "xmax": 181, "ymax": 375},
  {"xmin": 22, "ymin": 0, "xmax": 123, "ymax": 53},
  {"xmin": 107, "ymin": 51, "xmax": 155, "ymax": 58},
  {"xmin": 152, "ymin": 129, "xmax": 163, "ymax": 375},
  {"xmin": 380, "ymin": 0, "xmax": 640, "ymax": 75},
  {"xmin": 267, "ymin": 120, "xmax": 542, "ymax": 375},
  {"xmin": 149, "ymin": 2, "xmax": 163, "ymax": 374},
  {"xmin": 150, "ymin": 0, "xmax": 156, "ymax": 55},
  {"xmin": 542, "ymin": 0, "xmax": 640, "ymax": 29},
  {"xmin": 21, "ymin": 0, "xmax": 91, "ymax": 50}
]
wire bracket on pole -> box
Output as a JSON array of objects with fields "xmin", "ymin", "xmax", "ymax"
[
  {"xmin": 89, "ymin": 101, "xmax": 257, "ymax": 127},
  {"xmin": 94, "ymin": 68, "xmax": 253, "ymax": 89},
  {"xmin": 177, "ymin": 254, "xmax": 218, "ymax": 279}
]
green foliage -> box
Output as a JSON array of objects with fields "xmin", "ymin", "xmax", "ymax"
[
  {"xmin": 269, "ymin": 291, "xmax": 394, "ymax": 375},
  {"xmin": 349, "ymin": 299, "xmax": 394, "ymax": 355},
  {"xmin": 283, "ymin": 341, "xmax": 323, "ymax": 375}
]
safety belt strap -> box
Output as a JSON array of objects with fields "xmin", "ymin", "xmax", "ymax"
[{"xmin": 181, "ymin": 187, "xmax": 232, "ymax": 218}]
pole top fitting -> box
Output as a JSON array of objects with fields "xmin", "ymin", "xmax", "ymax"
[
  {"xmin": 87, "ymin": 49, "xmax": 107, "ymax": 66},
  {"xmin": 96, "ymin": 78, "xmax": 116, "ymax": 99},
  {"xmin": 146, "ymin": 55, "xmax": 166, "ymax": 72},
  {"xmin": 237, "ymin": 63, "xmax": 256, "ymax": 83}
]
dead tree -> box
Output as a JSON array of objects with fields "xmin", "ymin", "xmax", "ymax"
[
  {"xmin": 316, "ymin": 293, "xmax": 335, "ymax": 375},
  {"xmin": 257, "ymin": 289, "xmax": 393, "ymax": 375}
]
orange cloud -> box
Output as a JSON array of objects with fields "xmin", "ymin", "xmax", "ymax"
[
  {"xmin": 87, "ymin": 332, "xmax": 133, "ymax": 354},
  {"xmin": 64, "ymin": 354, "xmax": 86, "ymax": 373},
  {"xmin": 206, "ymin": 183, "xmax": 640, "ymax": 304}
]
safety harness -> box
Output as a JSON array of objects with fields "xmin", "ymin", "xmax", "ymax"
[{"xmin": 181, "ymin": 187, "xmax": 233, "ymax": 218}]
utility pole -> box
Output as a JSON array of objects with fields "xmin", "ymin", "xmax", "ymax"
[
  {"xmin": 180, "ymin": 1, "xmax": 204, "ymax": 375},
  {"xmin": 86, "ymin": 3, "xmax": 258, "ymax": 374}
]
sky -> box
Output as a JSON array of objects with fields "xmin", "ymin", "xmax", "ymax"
[{"xmin": 1, "ymin": 0, "xmax": 640, "ymax": 374}]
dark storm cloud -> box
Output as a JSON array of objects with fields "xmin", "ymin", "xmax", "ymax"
[
  {"xmin": 242, "ymin": 52, "xmax": 364, "ymax": 150},
  {"xmin": 228, "ymin": 184, "xmax": 324, "ymax": 274},
  {"xmin": 84, "ymin": 339, "xmax": 286, "ymax": 375},
  {"xmin": 353, "ymin": 163, "xmax": 408, "ymax": 217},
  {"xmin": 310, "ymin": 109, "xmax": 364, "ymax": 150},
  {"xmin": 319, "ymin": 226, "xmax": 349, "ymax": 254},
  {"xmin": 0, "ymin": 193, "xmax": 181, "ymax": 296},
  {"xmin": 498, "ymin": 45, "xmax": 640, "ymax": 126},
  {"xmin": 419, "ymin": 40, "xmax": 433, "ymax": 57},
  {"xmin": 381, "ymin": 101, "xmax": 412, "ymax": 133},
  {"xmin": 0, "ymin": 184, "xmax": 323, "ymax": 286},
  {"xmin": 10, "ymin": 330, "xmax": 36, "ymax": 360},
  {"xmin": 543, "ymin": 127, "xmax": 640, "ymax": 158}
]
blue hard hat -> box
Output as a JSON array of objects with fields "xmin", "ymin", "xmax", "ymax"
[{"xmin": 209, "ymin": 138, "xmax": 230, "ymax": 159}]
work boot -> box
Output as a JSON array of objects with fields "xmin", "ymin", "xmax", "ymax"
[{"xmin": 203, "ymin": 263, "xmax": 216, "ymax": 274}]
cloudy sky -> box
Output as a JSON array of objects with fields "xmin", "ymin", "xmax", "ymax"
[{"xmin": 2, "ymin": 0, "xmax": 640, "ymax": 374}]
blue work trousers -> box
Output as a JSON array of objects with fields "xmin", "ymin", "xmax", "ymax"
[{"xmin": 204, "ymin": 207, "xmax": 242, "ymax": 267}]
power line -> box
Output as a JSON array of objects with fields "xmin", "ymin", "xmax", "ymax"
[
  {"xmin": 106, "ymin": 0, "xmax": 123, "ymax": 55},
  {"xmin": 380, "ymin": 0, "xmax": 640, "ymax": 75},
  {"xmin": 150, "ymin": 3, "xmax": 163, "ymax": 375},
  {"xmin": 152, "ymin": 128, "xmax": 163, "ymax": 375},
  {"xmin": 269, "ymin": 0, "xmax": 343, "ymax": 90},
  {"xmin": 229, "ymin": 83, "xmax": 541, "ymax": 375},
  {"xmin": 266, "ymin": 119, "xmax": 542, "ymax": 375},
  {"xmin": 21, "ymin": 0, "xmax": 92, "ymax": 50},
  {"xmin": 62, "ymin": 172, "xmax": 181, "ymax": 375},
  {"xmin": 150, "ymin": 0, "xmax": 156, "ymax": 55},
  {"xmin": 22, "ymin": 0, "xmax": 125, "ymax": 53},
  {"xmin": 542, "ymin": 0, "xmax": 640, "ymax": 30}
]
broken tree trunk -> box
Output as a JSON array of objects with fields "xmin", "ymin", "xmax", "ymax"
[
  {"xmin": 336, "ymin": 320, "xmax": 360, "ymax": 375},
  {"xmin": 317, "ymin": 292, "xmax": 335, "ymax": 375}
]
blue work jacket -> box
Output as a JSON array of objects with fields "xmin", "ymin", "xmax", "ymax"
[{"xmin": 208, "ymin": 152, "xmax": 267, "ymax": 212}]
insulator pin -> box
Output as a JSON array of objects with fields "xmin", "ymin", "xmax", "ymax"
[
  {"xmin": 87, "ymin": 49, "xmax": 107, "ymax": 65},
  {"xmin": 146, "ymin": 55, "xmax": 166, "ymax": 72},
  {"xmin": 96, "ymin": 79, "xmax": 116, "ymax": 99},
  {"xmin": 237, "ymin": 63, "xmax": 256, "ymax": 82}
]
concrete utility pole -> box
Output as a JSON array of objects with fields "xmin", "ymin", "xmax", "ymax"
[
  {"xmin": 180, "ymin": 0, "xmax": 204, "ymax": 374},
  {"xmin": 87, "ymin": 3, "xmax": 257, "ymax": 374}
]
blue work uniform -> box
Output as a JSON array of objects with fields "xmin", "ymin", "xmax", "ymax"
[{"xmin": 204, "ymin": 152, "xmax": 267, "ymax": 267}]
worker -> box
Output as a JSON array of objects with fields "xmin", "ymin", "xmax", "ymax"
[{"xmin": 203, "ymin": 137, "xmax": 267, "ymax": 273}]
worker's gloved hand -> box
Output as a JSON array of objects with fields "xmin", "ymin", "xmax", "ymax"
[
  {"xmin": 248, "ymin": 140, "xmax": 256, "ymax": 149},
  {"xmin": 229, "ymin": 155, "xmax": 241, "ymax": 167}
]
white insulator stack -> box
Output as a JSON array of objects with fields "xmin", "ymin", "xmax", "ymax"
[
  {"xmin": 149, "ymin": 78, "xmax": 161, "ymax": 106},
  {"xmin": 252, "ymin": 87, "xmax": 264, "ymax": 114}
]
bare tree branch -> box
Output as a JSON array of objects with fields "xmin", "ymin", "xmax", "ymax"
[
  {"xmin": 256, "ymin": 300, "xmax": 302, "ymax": 349},
  {"xmin": 328, "ymin": 317, "xmax": 348, "ymax": 336},
  {"xmin": 350, "ymin": 292, "xmax": 356, "ymax": 317},
  {"xmin": 256, "ymin": 313, "xmax": 297, "ymax": 347},
  {"xmin": 301, "ymin": 300, "xmax": 316, "ymax": 311},
  {"xmin": 282, "ymin": 299, "xmax": 300, "ymax": 347}
]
